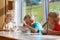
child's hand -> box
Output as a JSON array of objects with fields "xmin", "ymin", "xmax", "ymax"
[
  {"xmin": 23, "ymin": 24, "xmax": 26, "ymax": 26},
  {"xmin": 23, "ymin": 23, "xmax": 30, "ymax": 28}
]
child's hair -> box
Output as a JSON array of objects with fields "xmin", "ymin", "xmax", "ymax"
[
  {"xmin": 5, "ymin": 14, "xmax": 13, "ymax": 22},
  {"xmin": 24, "ymin": 14, "xmax": 34, "ymax": 20},
  {"xmin": 6, "ymin": 14, "xmax": 12, "ymax": 17},
  {"xmin": 48, "ymin": 12, "xmax": 59, "ymax": 18},
  {"xmin": 48, "ymin": 12, "xmax": 60, "ymax": 21}
]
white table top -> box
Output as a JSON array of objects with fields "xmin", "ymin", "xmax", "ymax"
[{"xmin": 0, "ymin": 31, "xmax": 60, "ymax": 40}]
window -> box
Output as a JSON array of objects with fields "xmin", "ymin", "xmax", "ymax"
[
  {"xmin": 49, "ymin": 0, "xmax": 60, "ymax": 12},
  {"xmin": 26, "ymin": 0, "xmax": 44, "ymax": 24}
]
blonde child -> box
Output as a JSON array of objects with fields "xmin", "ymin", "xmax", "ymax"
[
  {"xmin": 23, "ymin": 14, "xmax": 44, "ymax": 34},
  {"xmin": 2, "ymin": 14, "xmax": 17, "ymax": 31}
]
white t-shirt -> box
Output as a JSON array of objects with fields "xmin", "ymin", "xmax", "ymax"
[{"xmin": 3, "ymin": 22, "xmax": 17, "ymax": 31}]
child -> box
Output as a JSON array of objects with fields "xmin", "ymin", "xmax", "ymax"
[
  {"xmin": 23, "ymin": 14, "xmax": 44, "ymax": 34},
  {"xmin": 47, "ymin": 12, "xmax": 60, "ymax": 35},
  {"xmin": 2, "ymin": 14, "xmax": 17, "ymax": 31}
]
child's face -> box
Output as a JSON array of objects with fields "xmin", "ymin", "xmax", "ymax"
[
  {"xmin": 24, "ymin": 18, "xmax": 34, "ymax": 25},
  {"xmin": 6, "ymin": 16, "xmax": 13, "ymax": 22},
  {"xmin": 47, "ymin": 16, "xmax": 55, "ymax": 25}
]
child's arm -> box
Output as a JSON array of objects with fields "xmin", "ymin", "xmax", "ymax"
[
  {"xmin": 2, "ymin": 23, "xmax": 9, "ymax": 31},
  {"xmin": 2, "ymin": 23, "xmax": 6, "ymax": 30},
  {"xmin": 47, "ymin": 29, "xmax": 60, "ymax": 35},
  {"xmin": 23, "ymin": 23, "xmax": 38, "ymax": 33}
]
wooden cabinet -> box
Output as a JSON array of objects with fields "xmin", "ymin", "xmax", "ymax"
[
  {"xmin": 8, "ymin": 1, "xmax": 13, "ymax": 10},
  {"xmin": 0, "ymin": 0, "xmax": 5, "ymax": 29}
]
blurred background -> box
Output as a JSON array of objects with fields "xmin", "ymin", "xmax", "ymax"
[{"xmin": 0, "ymin": 0, "xmax": 60, "ymax": 29}]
